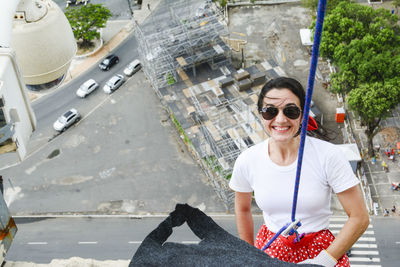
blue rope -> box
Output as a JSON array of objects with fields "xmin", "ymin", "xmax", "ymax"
[{"xmin": 262, "ymin": 0, "xmax": 327, "ymax": 251}]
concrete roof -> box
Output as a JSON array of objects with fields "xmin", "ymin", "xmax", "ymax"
[{"xmin": 336, "ymin": 143, "xmax": 362, "ymax": 162}]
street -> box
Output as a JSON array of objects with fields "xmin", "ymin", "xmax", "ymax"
[{"xmin": 6, "ymin": 215, "xmax": 389, "ymax": 266}]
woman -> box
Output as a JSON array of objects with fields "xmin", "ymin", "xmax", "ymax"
[{"xmin": 229, "ymin": 77, "xmax": 369, "ymax": 267}]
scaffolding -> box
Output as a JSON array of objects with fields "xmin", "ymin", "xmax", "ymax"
[
  {"xmin": 198, "ymin": 94, "xmax": 265, "ymax": 172},
  {"xmin": 135, "ymin": 1, "xmax": 231, "ymax": 91},
  {"xmin": 182, "ymin": 78, "xmax": 267, "ymax": 209}
]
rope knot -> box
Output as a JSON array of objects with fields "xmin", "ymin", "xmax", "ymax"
[{"xmin": 261, "ymin": 219, "xmax": 302, "ymax": 250}]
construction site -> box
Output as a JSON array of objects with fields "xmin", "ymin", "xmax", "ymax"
[{"xmin": 134, "ymin": 1, "xmax": 289, "ymax": 209}]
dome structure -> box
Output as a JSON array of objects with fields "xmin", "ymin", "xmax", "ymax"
[{"xmin": 11, "ymin": 0, "xmax": 77, "ymax": 90}]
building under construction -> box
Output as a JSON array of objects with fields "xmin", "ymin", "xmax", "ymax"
[{"xmin": 135, "ymin": 1, "xmax": 231, "ymax": 90}]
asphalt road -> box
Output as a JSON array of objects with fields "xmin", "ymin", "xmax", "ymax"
[
  {"xmin": 29, "ymin": 34, "xmax": 139, "ymax": 153},
  {"xmin": 370, "ymin": 216, "xmax": 400, "ymax": 267},
  {"xmin": 7, "ymin": 215, "xmax": 389, "ymax": 265},
  {"xmin": 6, "ymin": 215, "xmax": 264, "ymax": 263},
  {"xmin": 1, "ymin": 16, "xmax": 226, "ymax": 215}
]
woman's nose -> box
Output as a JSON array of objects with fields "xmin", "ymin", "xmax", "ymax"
[{"xmin": 274, "ymin": 109, "xmax": 287, "ymax": 122}]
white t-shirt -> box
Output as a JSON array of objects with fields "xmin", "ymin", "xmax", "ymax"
[{"xmin": 229, "ymin": 136, "xmax": 359, "ymax": 234}]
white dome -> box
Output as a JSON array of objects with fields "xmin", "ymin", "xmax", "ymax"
[{"xmin": 11, "ymin": 0, "xmax": 77, "ymax": 88}]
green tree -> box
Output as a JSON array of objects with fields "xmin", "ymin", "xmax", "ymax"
[
  {"xmin": 65, "ymin": 4, "xmax": 112, "ymax": 49},
  {"xmin": 317, "ymin": 2, "xmax": 400, "ymax": 155},
  {"xmin": 301, "ymin": 0, "xmax": 351, "ymax": 15},
  {"xmin": 393, "ymin": 0, "xmax": 400, "ymax": 13},
  {"xmin": 347, "ymin": 80, "xmax": 400, "ymax": 156}
]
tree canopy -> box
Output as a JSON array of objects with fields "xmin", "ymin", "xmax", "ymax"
[
  {"xmin": 347, "ymin": 80, "xmax": 400, "ymax": 147},
  {"xmin": 316, "ymin": 2, "xmax": 400, "ymax": 155},
  {"xmin": 65, "ymin": 4, "xmax": 112, "ymax": 49},
  {"xmin": 301, "ymin": 0, "xmax": 351, "ymax": 15}
]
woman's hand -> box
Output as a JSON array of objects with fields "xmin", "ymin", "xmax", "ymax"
[{"xmin": 298, "ymin": 250, "xmax": 337, "ymax": 267}]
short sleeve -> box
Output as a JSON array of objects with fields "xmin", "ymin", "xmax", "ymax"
[
  {"xmin": 326, "ymin": 146, "xmax": 360, "ymax": 193},
  {"xmin": 229, "ymin": 152, "xmax": 253, "ymax": 192}
]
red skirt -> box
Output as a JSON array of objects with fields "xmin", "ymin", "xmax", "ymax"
[{"xmin": 254, "ymin": 224, "xmax": 350, "ymax": 266}]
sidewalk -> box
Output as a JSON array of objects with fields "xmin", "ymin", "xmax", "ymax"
[{"xmin": 348, "ymin": 108, "xmax": 400, "ymax": 217}]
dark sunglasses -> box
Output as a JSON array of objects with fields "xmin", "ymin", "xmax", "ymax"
[{"xmin": 259, "ymin": 105, "xmax": 301, "ymax": 120}]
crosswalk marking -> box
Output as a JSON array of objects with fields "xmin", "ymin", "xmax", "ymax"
[
  {"xmin": 351, "ymin": 250, "xmax": 379, "ymax": 255},
  {"xmin": 331, "ymin": 229, "xmax": 374, "ymax": 235},
  {"xmin": 349, "ymin": 257, "xmax": 380, "ymax": 262},
  {"xmin": 358, "ymin": 237, "xmax": 376, "ymax": 242},
  {"xmin": 329, "ymin": 217, "xmax": 348, "ymax": 222},
  {"xmin": 352, "ymin": 243, "xmax": 377, "ymax": 248},
  {"xmin": 329, "ymin": 218, "xmax": 380, "ymax": 266},
  {"xmin": 329, "ymin": 224, "xmax": 373, "ymax": 228}
]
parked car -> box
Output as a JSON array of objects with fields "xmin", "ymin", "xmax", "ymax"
[
  {"xmin": 53, "ymin": 108, "xmax": 80, "ymax": 132},
  {"xmin": 76, "ymin": 79, "xmax": 99, "ymax": 98},
  {"xmin": 66, "ymin": 0, "xmax": 89, "ymax": 7},
  {"xmin": 123, "ymin": 59, "xmax": 141, "ymax": 76},
  {"xmin": 103, "ymin": 74, "xmax": 125, "ymax": 94},
  {"xmin": 99, "ymin": 54, "xmax": 119, "ymax": 71}
]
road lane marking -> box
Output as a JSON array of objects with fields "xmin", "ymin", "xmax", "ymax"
[
  {"xmin": 351, "ymin": 265, "xmax": 381, "ymax": 267},
  {"xmin": 181, "ymin": 241, "xmax": 200, "ymax": 244},
  {"xmin": 27, "ymin": 242, "xmax": 48, "ymax": 245},
  {"xmin": 78, "ymin": 241, "xmax": 98, "ymax": 244},
  {"xmin": 396, "ymin": 241, "xmax": 400, "ymax": 244},
  {"xmin": 128, "ymin": 241, "xmax": 142, "ymax": 244}
]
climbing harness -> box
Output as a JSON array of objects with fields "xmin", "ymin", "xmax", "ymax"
[{"xmin": 262, "ymin": 0, "xmax": 327, "ymax": 251}]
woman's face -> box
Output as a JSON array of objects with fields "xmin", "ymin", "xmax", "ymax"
[{"xmin": 261, "ymin": 88, "xmax": 302, "ymax": 143}]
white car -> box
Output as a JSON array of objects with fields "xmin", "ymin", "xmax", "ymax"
[
  {"xmin": 53, "ymin": 108, "xmax": 80, "ymax": 132},
  {"xmin": 103, "ymin": 74, "xmax": 125, "ymax": 94},
  {"xmin": 123, "ymin": 59, "xmax": 141, "ymax": 76},
  {"xmin": 76, "ymin": 79, "xmax": 99, "ymax": 98}
]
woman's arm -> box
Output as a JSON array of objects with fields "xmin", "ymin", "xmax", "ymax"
[
  {"xmin": 326, "ymin": 185, "xmax": 370, "ymax": 260},
  {"xmin": 234, "ymin": 191, "xmax": 254, "ymax": 245}
]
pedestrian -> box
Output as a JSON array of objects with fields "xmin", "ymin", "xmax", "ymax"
[
  {"xmin": 385, "ymin": 148, "xmax": 390, "ymax": 159},
  {"xmin": 374, "ymin": 144, "xmax": 380, "ymax": 152},
  {"xmin": 384, "ymin": 208, "xmax": 389, "ymax": 216},
  {"xmin": 147, "ymin": 3, "xmax": 150, "ymax": 10},
  {"xmin": 382, "ymin": 161, "xmax": 388, "ymax": 172},
  {"xmin": 392, "ymin": 205, "xmax": 396, "ymax": 213},
  {"xmin": 229, "ymin": 77, "xmax": 369, "ymax": 267}
]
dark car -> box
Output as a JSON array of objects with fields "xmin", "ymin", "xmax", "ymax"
[{"xmin": 99, "ymin": 54, "xmax": 119, "ymax": 71}]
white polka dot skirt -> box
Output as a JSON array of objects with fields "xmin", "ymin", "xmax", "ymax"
[{"xmin": 254, "ymin": 224, "xmax": 350, "ymax": 266}]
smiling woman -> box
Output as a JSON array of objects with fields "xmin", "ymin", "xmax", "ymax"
[{"xmin": 230, "ymin": 77, "xmax": 369, "ymax": 267}]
